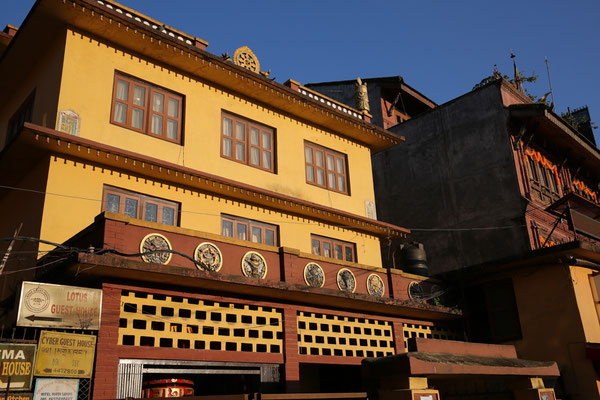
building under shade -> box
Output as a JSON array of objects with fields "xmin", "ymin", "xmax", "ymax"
[
  {"xmin": 308, "ymin": 71, "xmax": 600, "ymax": 398},
  {"xmin": 0, "ymin": 0, "xmax": 562, "ymax": 399}
]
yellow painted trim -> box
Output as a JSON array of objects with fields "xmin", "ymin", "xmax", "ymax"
[
  {"xmin": 103, "ymin": 213, "xmax": 387, "ymax": 271},
  {"xmin": 388, "ymin": 267, "xmax": 441, "ymax": 283},
  {"xmin": 296, "ymin": 250, "xmax": 387, "ymax": 272},
  {"xmin": 104, "ymin": 212, "xmax": 280, "ymax": 252}
]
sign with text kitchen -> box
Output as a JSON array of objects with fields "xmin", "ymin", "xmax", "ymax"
[
  {"xmin": 0, "ymin": 343, "xmax": 36, "ymax": 391},
  {"xmin": 17, "ymin": 282, "xmax": 102, "ymax": 330},
  {"xmin": 34, "ymin": 332, "xmax": 96, "ymax": 378},
  {"xmin": 5, "ymin": 393, "xmax": 33, "ymax": 400}
]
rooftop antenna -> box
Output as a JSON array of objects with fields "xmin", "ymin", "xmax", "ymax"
[
  {"xmin": 545, "ymin": 57, "xmax": 555, "ymax": 110},
  {"xmin": 510, "ymin": 49, "xmax": 522, "ymax": 92}
]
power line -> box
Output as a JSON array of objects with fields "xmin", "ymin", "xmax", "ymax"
[
  {"xmin": 2, "ymin": 235, "xmax": 452, "ymax": 332},
  {"xmin": 410, "ymin": 225, "xmax": 526, "ymax": 232},
  {"xmin": 0, "ymin": 184, "xmax": 530, "ymax": 233}
]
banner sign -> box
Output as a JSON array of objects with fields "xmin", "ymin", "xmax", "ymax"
[
  {"xmin": 0, "ymin": 343, "xmax": 36, "ymax": 391},
  {"xmin": 34, "ymin": 332, "xmax": 96, "ymax": 378},
  {"xmin": 5, "ymin": 393, "xmax": 32, "ymax": 400},
  {"xmin": 33, "ymin": 379, "xmax": 78, "ymax": 400},
  {"xmin": 17, "ymin": 282, "xmax": 102, "ymax": 330}
]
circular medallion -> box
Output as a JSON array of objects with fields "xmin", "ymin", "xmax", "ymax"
[
  {"xmin": 366, "ymin": 274, "xmax": 385, "ymax": 297},
  {"xmin": 194, "ymin": 242, "xmax": 223, "ymax": 272},
  {"xmin": 24, "ymin": 286, "xmax": 50, "ymax": 313},
  {"xmin": 336, "ymin": 268, "xmax": 356, "ymax": 293},
  {"xmin": 233, "ymin": 46, "xmax": 260, "ymax": 73},
  {"xmin": 408, "ymin": 281, "xmax": 425, "ymax": 303},
  {"xmin": 241, "ymin": 251, "xmax": 267, "ymax": 279},
  {"xmin": 303, "ymin": 262, "xmax": 325, "ymax": 288},
  {"xmin": 140, "ymin": 233, "xmax": 172, "ymax": 265}
]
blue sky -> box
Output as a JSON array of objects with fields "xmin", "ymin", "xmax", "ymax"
[{"xmin": 3, "ymin": 0, "xmax": 599, "ymax": 139}]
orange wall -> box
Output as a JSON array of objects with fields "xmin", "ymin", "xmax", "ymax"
[{"xmin": 511, "ymin": 264, "xmax": 600, "ymax": 399}]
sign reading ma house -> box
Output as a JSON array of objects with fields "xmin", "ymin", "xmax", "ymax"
[
  {"xmin": 17, "ymin": 282, "xmax": 102, "ymax": 330},
  {"xmin": 0, "ymin": 343, "xmax": 36, "ymax": 391}
]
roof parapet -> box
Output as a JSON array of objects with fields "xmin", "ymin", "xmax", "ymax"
[
  {"xmin": 284, "ymin": 79, "xmax": 373, "ymax": 123},
  {"xmin": 93, "ymin": 0, "xmax": 208, "ymax": 50}
]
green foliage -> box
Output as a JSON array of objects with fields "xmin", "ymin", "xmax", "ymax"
[
  {"xmin": 561, "ymin": 113, "xmax": 598, "ymax": 132},
  {"xmin": 472, "ymin": 74, "xmax": 509, "ymax": 90},
  {"xmin": 473, "ymin": 69, "xmax": 547, "ymax": 104},
  {"xmin": 561, "ymin": 113, "xmax": 580, "ymax": 131}
]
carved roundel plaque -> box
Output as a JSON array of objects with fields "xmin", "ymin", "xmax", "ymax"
[
  {"xmin": 336, "ymin": 268, "xmax": 356, "ymax": 293},
  {"xmin": 366, "ymin": 274, "xmax": 385, "ymax": 297},
  {"xmin": 194, "ymin": 242, "xmax": 223, "ymax": 272},
  {"xmin": 233, "ymin": 46, "xmax": 260, "ymax": 73},
  {"xmin": 303, "ymin": 262, "xmax": 325, "ymax": 288},
  {"xmin": 140, "ymin": 233, "xmax": 172, "ymax": 265},
  {"xmin": 408, "ymin": 281, "xmax": 425, "ymax": 303},
  {"xmin": 241, "ymin": 251, "xmax": 267, "ymax": 279}
]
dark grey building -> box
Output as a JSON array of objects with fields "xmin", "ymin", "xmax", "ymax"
[
  {"xmin": 305, "ymin": 76, "xmax": 435, "ymax": 130},
  {"xmin": 374, "ymin": 79, "xmax": 600, "ymax": 273}
]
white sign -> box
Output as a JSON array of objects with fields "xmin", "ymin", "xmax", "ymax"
[
  {"xmin": 365, "ymin": 199, "xmax": 377, "ymax": 220},
  {"xmin": 33, "ymin": 379, "xmax": 78, "ymax": 400},
  {"xmin": 17, "ymin": 282, "xmax": 102, "ymax": 330}
]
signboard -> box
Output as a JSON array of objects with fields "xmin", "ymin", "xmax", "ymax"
[
  {"xmin": 17, "ymin": 282, "xmax": 102, "ymax": 330},
  {"xmin": 0, "ymin": 343, "xmax": 36, "ymax": 391},
  {"xmin": 5, "ymin": 393, "xmax": 32, "ymax": 400},
  {"xmin": 34, "ymin": 332, "xmax": 96, "ymax": 378},
  {"xmin": 33, "ymin": 379, "xmax": 78, "ymax": 400}
]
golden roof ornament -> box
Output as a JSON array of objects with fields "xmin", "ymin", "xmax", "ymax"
[
  {"xmin": 354, "ymin": 77, "xmax": 370, "ymax": 113},
  {"xmin": 221, "ymin": 52, "xmax": 232, "ymax": 62},
  {"xmin": 233, "ymin": 46, "xmax": 260, "ymax": 73}
]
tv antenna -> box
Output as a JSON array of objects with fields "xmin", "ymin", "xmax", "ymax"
[{"xmin": 545, "ymin": 57, "xmax": 555, "ymax": 110}]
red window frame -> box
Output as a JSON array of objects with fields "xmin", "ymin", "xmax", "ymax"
[
  {"xmin": 221, "ymin": 112, "xmax": 275, "ymax": 173},
  {"xmin": 525, "ymin": 149, "xmax": 559, "ymax": 197},
  {"xmin": 110, "ymin": 73, "xmax": 183, "ymax": 143},
  {"xmin": 102, "ymin": 186, "xmax": 180, "ymax": 226},
  {"xmin": 221, "ymin": 215, "xmax": 278, "ymax": 246},
  {"xmin": 304, "ymin": 142, "xmax": 349, "ymax": 195},
  {"xmin": 311, "ymin": 234, "xmax": 356, "ymax": 262}
]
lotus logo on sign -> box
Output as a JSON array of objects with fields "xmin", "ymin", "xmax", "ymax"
[{"xmin": 23, "ymin": 287, "xmax": 50, "ymax": 313}]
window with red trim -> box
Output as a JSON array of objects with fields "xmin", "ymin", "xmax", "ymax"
[
  {"xmin": 304, "ymin": 142, "xmax": 348, "ymax": 194},
  {"xmin": 311, "ymin": 234, "xmax": 356, "ymax": 262},
  {"xmin": 102, "ymin": 186, "xmax": 179, "ymax": 226},
  {"xmin": 221, "ymin": 214, "xmax": 278, "ymax": 246},
  {"xmin": 221, "ymin": 112, "xmax": 275, "ymax": 172},
  {"xmin": 524, "ymin": 148, "xmax": 560, "ymax": 203},
  {"xmin": 111, "ymin": 73, "xmax": 183, "ymax": 143}
]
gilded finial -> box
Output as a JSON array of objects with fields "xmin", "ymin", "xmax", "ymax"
[{"xmin": 354, "ymin": 77, "xmax": 370, "ymax": 113}]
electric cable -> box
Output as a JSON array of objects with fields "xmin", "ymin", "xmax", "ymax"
[{"xmin": 0, "ymin": 184, "xmax": 533, "ymax": 233}]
